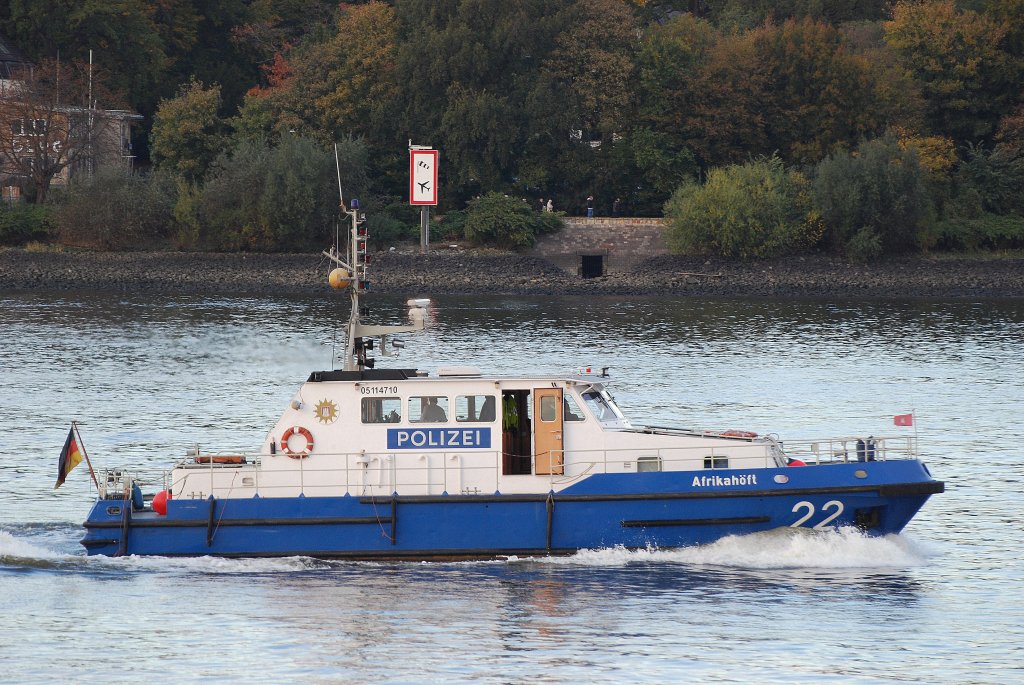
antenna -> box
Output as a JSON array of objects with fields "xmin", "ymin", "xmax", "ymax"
[{"xmin": 334, "ymin": 143, "xmax": 344, "ymax": 209}]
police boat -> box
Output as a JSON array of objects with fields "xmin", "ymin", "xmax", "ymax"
[{"xmin": 80, "ymin": 201, "xmax": 944, "ymax": 558}]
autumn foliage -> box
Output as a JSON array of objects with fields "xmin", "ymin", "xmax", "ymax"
[{"xmin": 1, "ymin": 0, "xmax": 1022, "ymax": 256}]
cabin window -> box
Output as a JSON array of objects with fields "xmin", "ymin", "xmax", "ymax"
[
  {"xmin": 582, "ymin": 390, "xmax": 620, "ymax": 423},
  {"xmin": 540, "ymin": 395, "xmax": 558, "ymax": 422},
  {"xmin": 704, "ymin": 456, "xmax": 729, "ymax": 469},
  {"xmin": 361, "ymin": 397, "xmax": 401, "ymax": 423},
  {"xmin": 564, "ymin": 394, "xmax": 585, "ymax": 422},
  {"xmin": 408, "ymin": 396, "xmax": 449, "ymax": 423},
  {"xmin": 637, "ymin": 456, "xmax": 662, "ymax": 472},
  {"xmin": 455, "ymin": 395, "xmax": 497, "ymax": 422}
]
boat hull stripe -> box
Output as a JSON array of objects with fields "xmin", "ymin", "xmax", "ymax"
[
  {"xmin": 621, "ymin": 515, "xmax": 770, "ymax": 528},
  {"xmin": 84, "ymin": 516, "xmax": 391, "ymax": 530},
  {"xmin": 357, "ymin": 480, "xmax": 944, "ymax": 505}
]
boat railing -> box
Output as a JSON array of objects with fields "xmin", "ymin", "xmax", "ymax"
[
  {"xmin": 775, "ymin": 435, "xmax": 916, "ymax": 464},
  {"xmin": 160, "ymin": 434, "xmax": 918, "ymax": 499}
]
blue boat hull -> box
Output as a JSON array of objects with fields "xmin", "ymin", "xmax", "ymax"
[{"xmin": 81, "ymin": 460, "xmax": 942, "ymax": 558}]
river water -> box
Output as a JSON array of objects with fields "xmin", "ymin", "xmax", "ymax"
[{"xmin": 1, "ymin": 291, "xmax": 1021, "ymax": 684}]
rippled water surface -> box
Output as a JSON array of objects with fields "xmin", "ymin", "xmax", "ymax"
[{"xmin": 1, "ymin": 292, "xmax": 1022, "ymax": 684}]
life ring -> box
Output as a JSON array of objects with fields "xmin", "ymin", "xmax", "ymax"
[
  {"xmin": 721, "ymin": 429, "xmax": 758, "ymax": 439},
  {"xmin": 281, "ymin": 426, "xmax": 313, "ymax": 458}
]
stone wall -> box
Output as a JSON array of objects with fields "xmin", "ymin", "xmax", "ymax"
[{"xmin": 529, "ymin": 217, "xmax": 669, "ymax": 274}]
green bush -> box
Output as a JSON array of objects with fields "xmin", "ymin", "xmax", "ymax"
[
  {"xmin": 813, "ymin": 133, "xmax": 935, "ymax": 256},
  {"xmin": 55, "ymin": 168, "xmax": 175, "ymax": 249},
  {"xmin": 951, "ymin": 143, "xmax": 1024, "ymax": 217},
  {"xmin": 664, "ymin": 155, "xmax": 821, "ymax": 259},
  {"xmin": 462, "ymin": 192, "xmax": 563, "ymax": 248},
  {"xmin": 362, "ymin": 198, "xmax": 420, "ymax": 247},
  {"xmin": 936, "ymin": 213, "xmax": 1024, "ymax": 251},
  {"xmin": 435, "ymin": 209, "xmax": 468, "ymax": 241},
  {"xmin": 0, "ymin": 203, "xmax": 56, "ymax": 245},
  {"xmin": 366, "ymin": 214, "xmax": 416, "ymax": 246},
  {"xmin": 195, "ymin": 135, "xmax": 368, "ymax": 251},
  {"xmin": 845, "ymin": 227, "xmax": 883, "ymax": 262}
]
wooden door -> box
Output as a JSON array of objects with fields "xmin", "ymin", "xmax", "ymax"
[{"xmin": 533, "ymin": 388, "xmax": 564, "ymax": 475}]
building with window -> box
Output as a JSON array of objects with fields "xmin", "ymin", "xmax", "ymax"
[{"xmin": 0, "ymin": 32, "xmax": 141, "ymax": 202}]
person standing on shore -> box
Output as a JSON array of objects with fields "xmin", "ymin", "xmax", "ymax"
[
  {"xmin": 546, "ymin": 199, "xmax": 553, "ymax": 212},
  {"xmin": 586, "ymin": 195, "xmax": 594, "ymax": 218},
  {"xmin": 613, "ymin": 197, "xmax": 621, "ymax": 216}
]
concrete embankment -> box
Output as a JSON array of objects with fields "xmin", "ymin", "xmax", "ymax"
[{"xmin": 1, "ymin": 247, "xmax": 1022, "ymax": 298}]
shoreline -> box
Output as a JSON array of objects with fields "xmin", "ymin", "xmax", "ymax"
[{"xmin": 1, "ymin": 247, "xmax": 1022, "ymax": 298}]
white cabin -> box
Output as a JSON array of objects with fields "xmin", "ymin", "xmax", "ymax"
[{"xmin": 169, "ymin": 367, "xmax": 785, "ymax": 501}]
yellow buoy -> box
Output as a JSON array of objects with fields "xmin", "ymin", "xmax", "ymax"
[{"xmin": 328, "ymin": 268, "xmax": 352, "ymax": 289}]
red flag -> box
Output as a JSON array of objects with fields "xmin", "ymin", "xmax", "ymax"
[
  {"xmin": 55, "ymin": 427, "xmax": 84, "ymax": 489},
  {"xmin": 894, "ymin": 413, "xmax": 914, "ymax": 427}
]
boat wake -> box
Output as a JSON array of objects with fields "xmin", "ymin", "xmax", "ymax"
[
  {"xmin": 0, "ymin": 528, "xmax": 68, "ymax": 567},
  {"xmin": 535, "ymin": 527, "xmax": 929, "ymax": 569},
  {"xmin": 1, "ymin": 526, "xmax": 928, "ymax": 573},
  {"xmin": 0, "ymin": 527, "xmax": 331, "ymax": 573}
]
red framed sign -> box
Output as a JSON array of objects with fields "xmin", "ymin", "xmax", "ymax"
[{"xmin": 409, "ymin": 149, "xmax": 439, "ymax": 205}]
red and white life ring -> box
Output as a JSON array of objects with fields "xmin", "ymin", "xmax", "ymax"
[{"xmin": 280, "ymin": 426, "xmax": 314, "ymax": 458}]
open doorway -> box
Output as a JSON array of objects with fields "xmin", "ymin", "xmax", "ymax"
[
  {"xmin": 579, "ymin": 254, "xmax": 604, "ymax": 278},
  {"xmin": 501, "ymin": 390, "xmax": 532, "ymax": 475}
]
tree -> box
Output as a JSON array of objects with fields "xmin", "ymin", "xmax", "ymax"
[
  {"xmin": 150, "ymin": 79, "xmax": 226, "ymax": 183},
  {"xmin": 1, "ymin": 0, "xmax": 168, "ymax": 110},
  {"xmin": 994, "ymin": 104, "xmax": 1024, "ymax": 155},
  {"xmin": 665, "ymin": 155, "xmax": 821, "ymax": 258},
  {"xmin": 636, "ymin": 13, "xmax": 719, "ymax": 146},
  {"xmin": 56, "ymin": 167, "xmax": 176, "ymax": 249},
  {"xmin": 238, "ymin": 2, "xmax": 403, "ymax": 187},
  {"xmin": 753, "ymin": 18, "xmax": 887, "ymax": 164},
  {"xmin": 635, "ymin": 16, "xmax": 770, "ymax": 168},
  {"xmin": 193, "ymin": 134, "xmax": 366, "ymax": 251},
  {"xmin": 394, "ymin": 0, "xmax": 572, "ymax": 201},
  {"xmin": 885, "ymin": 1, "xmax": 1013, "ymax": 142},
  {"xmin": 539, "ymin": 0, "xmax": 637, "ymax": 141},
  {"xmin": 813, "ymin": 133, "xmax": 935, "ymax": 258},
  {"xmin": 0, "ymin": 59, "xmax": 120, "ymax": 203},
  {"xmin": 952, "ymin": 142, "xmax": 1024, "ymax": 217},
  {"xmin": 708, "ymin": 0, "xmax": 890, "ymax": 30}
]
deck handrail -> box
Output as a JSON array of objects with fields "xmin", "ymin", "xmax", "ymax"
[{"xmin": 100, "ymin": 434, "xmax": 917, "ymax": 500}]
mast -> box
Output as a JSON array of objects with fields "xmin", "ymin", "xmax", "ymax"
[{"xmin": 325, "ymin": 149, "xmax": 422, "ymax": 371}]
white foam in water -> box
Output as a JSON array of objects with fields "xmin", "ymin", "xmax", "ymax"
[
  {"xmin": 539, "ymin": 527, "xmax": 928, "ymax": 569},
  {"xmin": 0, "ymin": 529, "xmax": 66, "ymax": 561},
  {"xmin": 0, "ymin": 528, "xmax": 331, "ymax": 573},
  {"xmin": 87, "ymin": 553, "xmax": 328, "ymax": 574}
]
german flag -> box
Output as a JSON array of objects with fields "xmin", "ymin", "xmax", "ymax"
[{"xmin": 55, "ymin": 427, "xmax": 84, "ymax": 489}]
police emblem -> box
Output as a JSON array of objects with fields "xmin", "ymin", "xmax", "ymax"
[{"xmin": 314, "ymin": 399, "xmax": 339, "ymax": 424}]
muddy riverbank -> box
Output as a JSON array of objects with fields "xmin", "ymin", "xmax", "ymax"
[{"xmin": 1, "ymin": 247, "xmax": 1021, "ymax": 298}]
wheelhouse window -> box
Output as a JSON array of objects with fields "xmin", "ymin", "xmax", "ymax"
[
  {"xmin": 564, "ymin": 394, "xmax": 585, "ymax": 422},
  {"xmin": 581, "ymin": 390, "xmax": 624, "ymax": 424},
  {"xmin": 455, "ymin": 394, "xmax": 496, "ymax": 422},
  {"xmin": 408, "ymin": 395, "xmax": 449, "ymax": 423},
  {"xmin": 361, "ymin": 397, "xmax": 401, "ymax": 423}
]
